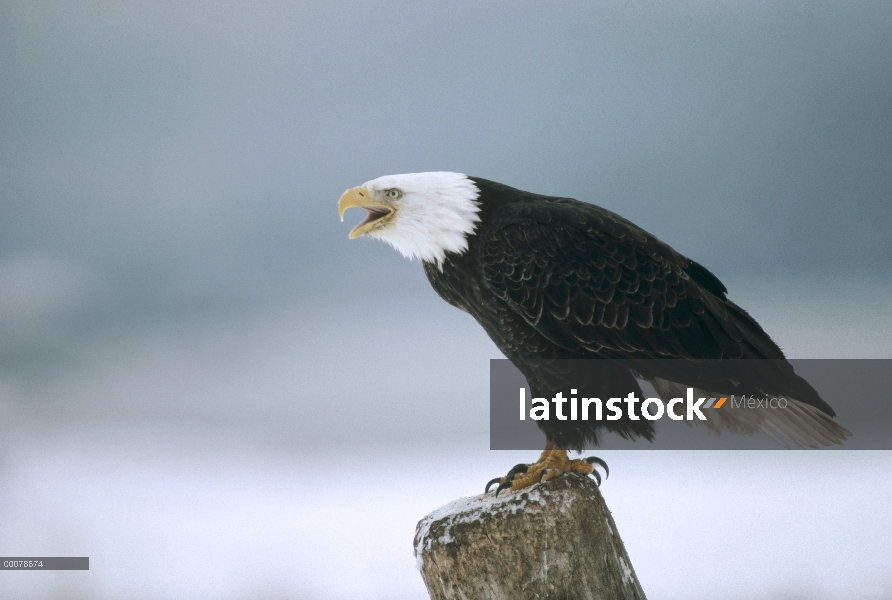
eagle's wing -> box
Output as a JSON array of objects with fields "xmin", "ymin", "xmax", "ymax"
[
  {"xmin": 479, "ymin": 199, "xmax": 763, "ymax": 361},
  {"xmin": 479, "ymin": 199, "xmax": 848, "ymax": 447}
]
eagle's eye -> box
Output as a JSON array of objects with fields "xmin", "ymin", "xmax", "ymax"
[{"xmin": 385, "ymin": 189, "xmax": 402, "ymax": 199}]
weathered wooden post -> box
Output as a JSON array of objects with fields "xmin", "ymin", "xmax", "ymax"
[{"xmin": 414, "ymin": 473, "xmax": 647, "ymax": 600}]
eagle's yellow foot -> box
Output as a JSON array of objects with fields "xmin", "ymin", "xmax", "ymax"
[{"xmin": 484, "ymin": 449, "xmax": 608, "ymax": 497}]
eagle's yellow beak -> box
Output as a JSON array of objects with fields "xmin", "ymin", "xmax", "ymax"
[{"xmin": 338, "ymin": 187, "xmax": 395, "ymax": 239}]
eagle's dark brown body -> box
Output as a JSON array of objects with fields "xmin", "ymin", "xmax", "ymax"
[{"xmin": 424, "ymin": 177, "xmax": 834, "ymax": 449}]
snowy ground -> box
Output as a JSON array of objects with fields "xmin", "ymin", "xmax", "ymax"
[{"xmin": 2, "ymin": 427, "xmax": 891, "ymax": 600}]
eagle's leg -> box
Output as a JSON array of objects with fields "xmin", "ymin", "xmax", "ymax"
[{"xmin": 485, "ymin": 441, "xmax": 608, "ymax": 496}]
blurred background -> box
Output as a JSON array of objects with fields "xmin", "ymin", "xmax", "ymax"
[{"xmin": 1, "ymin": 1, "xmax": 891, "ymax": 598}]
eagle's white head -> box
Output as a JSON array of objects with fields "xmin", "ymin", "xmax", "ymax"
[{"xmin": 338, "ymin": 172, "xmax": 481, "ymax": 266}]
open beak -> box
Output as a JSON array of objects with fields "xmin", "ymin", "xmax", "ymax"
[{"xmin": 338, "ymin": 187, "xmax": 395, "ymax": 239}]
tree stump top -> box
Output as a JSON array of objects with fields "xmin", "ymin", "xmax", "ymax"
[{"xmin": 414, "ymin": 473, "xmax": 646, "ymax": 600}]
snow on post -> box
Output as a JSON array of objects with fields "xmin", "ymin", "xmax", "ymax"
[{"xmin": 414, "ymin": 472, "xmax": 647, "ymax": 600}]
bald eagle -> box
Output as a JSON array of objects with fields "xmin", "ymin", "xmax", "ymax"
[{"xmin": 338, "ymin": 172, "xmax": 849, "ymax": 493}]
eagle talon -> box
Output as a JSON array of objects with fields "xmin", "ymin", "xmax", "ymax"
[
  {"xmin": 589, "ymin": 469, "xmax": 602, "ymax": 487},
  {"xmin": 505, "ymin": 463, "xmax": 529, "ymax": 480},
  {"xmin": 494, "ymin": 480, "xmax": 513, "ymax": 497},
  {"xmin": 584, "ymin": 456, "xmax": 608, "ymax": 487},
  {"xmin": 585, "ymin": 456, "xmax": 609, "ymax": 479},
  {"xmin": 488, "ymin": 464, "xmax": 530, "ymax": 496},
  {"xmin": 484, "ymin": 477, "xmax": 503, "ymax": 494},
  {"xmin": 537, "ymin": 469, "xmax": 553, "ymax": 484}
]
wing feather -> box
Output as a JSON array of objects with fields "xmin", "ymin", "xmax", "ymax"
[{"xmin": 480, "ymin": 200, "xmax": 776, "ymax": 362}]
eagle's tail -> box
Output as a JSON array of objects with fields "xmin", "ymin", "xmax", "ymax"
[{"xmin": 650, "ymin": 378, "xmax": 851, "ymax": 448}]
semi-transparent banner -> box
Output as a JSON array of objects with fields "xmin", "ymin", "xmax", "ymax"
[{"xmin": 490, "ymin": 359, "xmax": 891, "ymax": 450}]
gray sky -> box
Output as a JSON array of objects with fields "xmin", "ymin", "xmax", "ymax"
[
  {"xmin": 1, "ymin": 2, "xmax": 891, "ymax": 599},
  {"xmin": 2, "ymin": 0, "xmax": 891, "ymax": 373}
]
